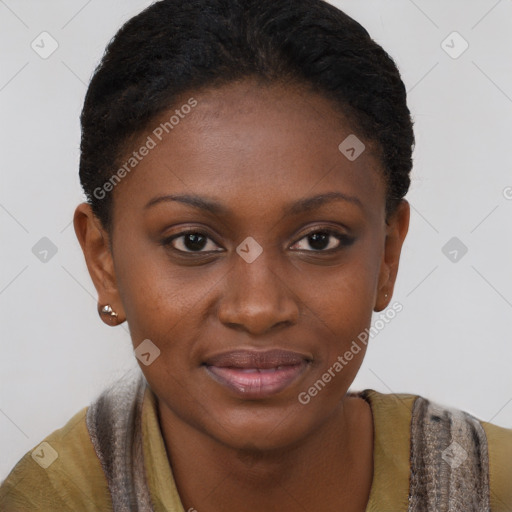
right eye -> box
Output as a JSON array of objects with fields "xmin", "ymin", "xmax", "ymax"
[{"xmin": 161, "ymin": 230, "xmax": 224, "ymax": 253}]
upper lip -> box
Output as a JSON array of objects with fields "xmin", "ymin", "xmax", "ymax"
[{"xmin": 204, "ymin": 349, "xmax": 310, "ymax": 369}]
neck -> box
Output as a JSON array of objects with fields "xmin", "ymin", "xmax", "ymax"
[{"xmin": 157, "ymin": 395, "xmax": 374, "ymax": 512}]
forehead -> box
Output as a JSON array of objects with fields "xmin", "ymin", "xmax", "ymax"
[{"xmin": 111, "ymin": 79, "xmax": 386, "ymax": 224}]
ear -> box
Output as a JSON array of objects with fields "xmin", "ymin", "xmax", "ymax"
[
  {"xmin": 374, "ymin": 199, "xmax": 410, "ymax": 312},
  {"xmin": 73, "ymin": 202, "xmax": 126, "ymax": 325}
]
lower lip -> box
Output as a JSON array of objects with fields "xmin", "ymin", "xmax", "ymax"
[{"xmin": 205, "ymin": 362, "xmax": 308, "ymax": 399}]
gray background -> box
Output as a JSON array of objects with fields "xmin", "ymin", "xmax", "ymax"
[{"xmin": 1, "ymin": 0, "xmax": 511, "ymax": 480}]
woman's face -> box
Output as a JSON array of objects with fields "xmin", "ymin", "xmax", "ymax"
[{"xmin": 75, "ymin": 78, "xmax": 409, "ymax": 451}]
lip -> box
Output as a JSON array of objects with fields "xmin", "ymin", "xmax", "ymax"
[{"xmin": 203, "ymin": 349, "xmax": 310, "ymax": 399}]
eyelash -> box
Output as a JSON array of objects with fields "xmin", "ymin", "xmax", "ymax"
[{"xmin": 161, "ymin": 227, "xmax": 354, "ymax": 255}]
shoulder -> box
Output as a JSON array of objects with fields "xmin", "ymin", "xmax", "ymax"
[
  {"xmin": 409, "ymin": 393, "xmax": 511, "ymax": 511},
  {"xmin": 480, "ymin": 419, "xmax": 512, "ymax": 511},
  {"xmin": 361, "ymin": 389, "xmax": 512, "ymax": 511},
  {"xmin": 0, "ymin": 406, "xmax": 112, "ymax": 512}
]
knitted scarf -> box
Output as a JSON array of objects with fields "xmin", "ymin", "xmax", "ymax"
[{"xmin": 86, "ymin": 370, "xmax": 490, "ymax": 511}]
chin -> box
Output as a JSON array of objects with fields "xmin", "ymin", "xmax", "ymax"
[{"xmin": 201, "ymin": 401, "xmax": 320, "ymax": 452}]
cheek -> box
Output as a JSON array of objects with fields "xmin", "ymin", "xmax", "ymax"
[
  {"xmin": 114, "ymin": 249, "xmax": 227, "ymax": 397},
  {"xmin": 294, "ymin": 276, "xmax": 372, "ymax": 410},
  {"xmin": 115, "ymin": 243, "xmax": 209, "ymax": 337},
  {"xmin": 296, "ymin": 255, "xmax": 378, "ymax": 339},
  {"xmin": 115, "ymin": 256, "xmax": 208, "ymax": 407},
  {"xmin": 289, "ymin": 246, "xmax": 380, "ymax": 391}
]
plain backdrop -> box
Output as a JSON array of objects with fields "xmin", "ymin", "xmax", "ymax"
[{"xmin": 1, "ymin": 0, "xmax": 511, "ymax": 481}]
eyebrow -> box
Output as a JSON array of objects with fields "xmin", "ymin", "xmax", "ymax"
[{"xmin": 144, "ymin": 191, "xmax": 363, "ymax": 216}]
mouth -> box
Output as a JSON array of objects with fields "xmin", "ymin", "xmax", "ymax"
[{"xmin": 203, "ymin": 349, "xmax": 311, "ymax": 399}]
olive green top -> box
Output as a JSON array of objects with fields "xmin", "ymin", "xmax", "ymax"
[{"xmin": 1, "ymin": 386, "xmax": 511, "ymax": 511}]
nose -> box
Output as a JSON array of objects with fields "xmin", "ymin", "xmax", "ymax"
[{"xmin": 217, "ymin": 250, "xmax": 300, "ymax": 336}]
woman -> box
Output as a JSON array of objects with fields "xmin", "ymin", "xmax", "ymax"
[{"xmin": 1, "ymin": 0, "xmax": 510, "ymax": 510}]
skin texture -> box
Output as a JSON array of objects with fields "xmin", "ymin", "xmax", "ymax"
[{"xmin": 74, "ymin": 78, "xmax": 410, "ymax": 511}]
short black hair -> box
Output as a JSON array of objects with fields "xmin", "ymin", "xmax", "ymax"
[{"xmin": 79, "ymin": 0, "xmax": 415, "ymax": 234}]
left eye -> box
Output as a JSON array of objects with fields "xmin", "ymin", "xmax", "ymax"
[{"xmin": 290, "ymin": 230, "xmax": 351, "ymax": 252}]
